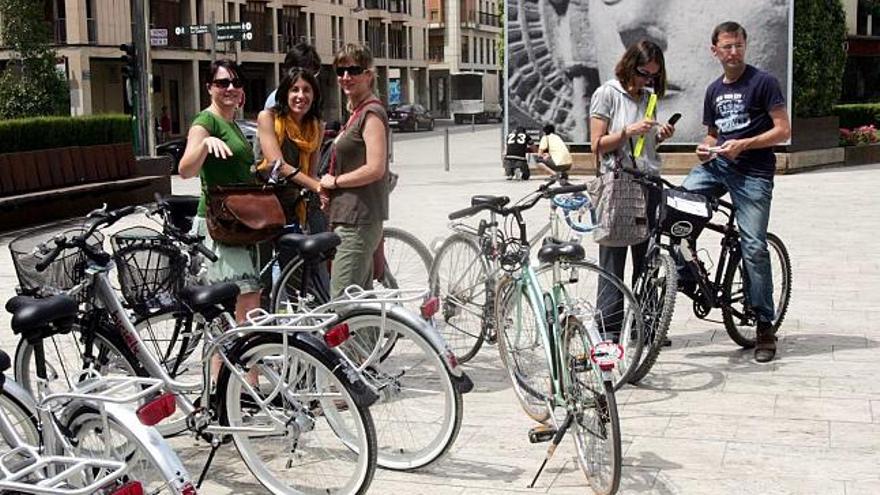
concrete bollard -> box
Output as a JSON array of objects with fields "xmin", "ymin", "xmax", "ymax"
[{"xmin": 444, "ymin": 127, "xmax": 450, "ymax": 172}]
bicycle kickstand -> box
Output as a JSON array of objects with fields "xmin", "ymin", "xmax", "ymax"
[
  {"xmin": 527, "ymin": 413, "xmax": 574, "ymax": 488},
  {"xmin": 196, "ymin": 436, "xmax": 223, "ymax": 488}
]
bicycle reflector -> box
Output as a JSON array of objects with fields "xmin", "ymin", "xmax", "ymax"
[
  {"xmin": 111, "ymin": 481, "xmax": 144, "ymax": 495},
  {"xmin": 181, "ymin": 482, "xmax": 198, "ymax": 495},
  {"xmin": 420, "ymin": 296, "xmax": 440, "ymax": 319},
  {"xmin": 589, "ymin": 342, "xmax": 624, "ymax": 371},
  {"xmin": 136, "ymin": 392, "xmax": 176, "ymax": 426},
  {"xmin": 324, "ymin": 323, "xmax": 351, "ymax": 348}
]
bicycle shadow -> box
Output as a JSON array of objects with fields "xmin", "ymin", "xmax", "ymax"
[
  {"xmin": 622, "ymin": 360, "xmax": 727, "ymax": 408},
  {"xmin": 458, "ymin": 351, "xmax": 517, "ymax": 394},
  {"xmin": 545, "ymin": 453, "xmax": 681, "ymax": 493}
]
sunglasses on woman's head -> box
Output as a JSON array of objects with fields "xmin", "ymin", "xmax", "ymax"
[
  {"xmin": 335, "ymin": 65, "xmax": 366, "ymax": 77},
  {"xmin": 634, "ymin": 67, "xmax": 660, "ymax": 79},
  {"xmin": 212, "ymin": 78, "xmax": 244, "ymax": 89}
]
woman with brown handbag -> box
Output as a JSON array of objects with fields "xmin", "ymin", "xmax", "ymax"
[{"xmin": 178, "ymin": 59, "xmax": 260, "ymax": 323}]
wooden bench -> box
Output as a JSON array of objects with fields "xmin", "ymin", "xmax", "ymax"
[{"xmin": 0, "ymin": 143, "xmax": 170, "ymax": 232}]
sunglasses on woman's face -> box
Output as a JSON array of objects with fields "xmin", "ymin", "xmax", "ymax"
[
  {"xmin": 335, "ymin": 65, "xmax": 366, "ymax": 77},
  {"xmin": 634, "ymin": 67, "xmax": 660, "ymax": 79},
  {"xmin": 212, "ymin": 78, "xmax": 244, "ymax": 89}
]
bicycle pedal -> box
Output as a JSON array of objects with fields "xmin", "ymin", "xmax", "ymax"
[
  {"xmin": 571, "ymin": 353, "xmax": 590, "ymax": 373},
  {"xmin": 528, "ymin": 424, "xmax": 556, "ymax": 444}
]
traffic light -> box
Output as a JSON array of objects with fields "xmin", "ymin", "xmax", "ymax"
[{"xmin": 120, "ymin": 43, "xmax": 137, "ymax": 80}]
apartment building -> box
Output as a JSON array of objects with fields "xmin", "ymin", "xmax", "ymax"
[
  {"xmin": 18, "ymin": 0, "xmax": 430, "ymax": 137},
  {"xmin": 426, "ymin": 0, "xmax": 501, "ymax": 117},
  {"xmin": 842, "ymin": 0, "xmax": 880, "ymax": 103}
]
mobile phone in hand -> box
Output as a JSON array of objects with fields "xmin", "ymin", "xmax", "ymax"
[
  {"xmin": 707, "ymin": 146, "xmax": 724, "ymax": 153},
  {"xmin": 667, "ymin": 113, "xmax": 682, "ymax": 126}
]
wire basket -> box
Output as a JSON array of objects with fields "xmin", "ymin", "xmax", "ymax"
[
  {"xmin": 110, "ymin": 226, "xmax": 186, "ymax": 314},
  {"xmin": 9, "ymin": 225, "xmax": 105, "ymax": 301}
]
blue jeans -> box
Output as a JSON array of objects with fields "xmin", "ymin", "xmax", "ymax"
[{"xmin": 681, "ymin": 159, "xmax": 775, "ymax": 323}]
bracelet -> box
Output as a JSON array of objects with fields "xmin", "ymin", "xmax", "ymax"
[
  {"xmin": 333, "ymin": 175, "xmax": 339, "ymax": 188},
  {"xmin": 283, "ymin": 168, "xmax": 299, "ymax": 182}
]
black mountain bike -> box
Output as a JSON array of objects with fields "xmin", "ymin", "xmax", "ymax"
[{"xmin": 624, "ymin": 168, "xmax": 792, "ymax": 352}]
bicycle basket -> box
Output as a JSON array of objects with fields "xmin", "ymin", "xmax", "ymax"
[
  {"xmin": 110, "ymin": 226, "xmax": 186, "ymax": 313},
  {"xmin": 9, "ymin": 225, "xmax": 105, "ymax": 299},
  {"xmin": 659, "ymin": 189, "xmax": 713, "ymax": 239}
]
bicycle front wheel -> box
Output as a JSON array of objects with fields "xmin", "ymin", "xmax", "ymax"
[
  {"xmin": 535, "ymin": 260, "xmax": 644, "ymax": 390},
  {"xmin": 563, "ymin": 319, "xmax": 622, "ymax": 495},
  {"xmin": 379, "ymin": 227, "xmax": 433, "ymax": 291},
  {"xmin": 495, "ymin": 277, "xmax": 551, "ymax": 423},
  {"xmin": 722, "ymin": 232, "xmax": 792, "ymax": 348},
  {"xmin": 429, "ymin": 233, "xmax": 489, "ymax": 363},
  {"xmin": 629, "ymin": 252, "xmax": 677, "ymax": 384},
  {"xmin": 336, "ymin": 312, "xmax": 463, "ymax": 470},
  {"xmin": 219, "ymin": 337, "xmax": 377, "ymax": 495}
]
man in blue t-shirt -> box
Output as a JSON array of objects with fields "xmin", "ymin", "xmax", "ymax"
[{"xmin": 682, "ymin": 21, "xmax": 791, "ymax": 363}]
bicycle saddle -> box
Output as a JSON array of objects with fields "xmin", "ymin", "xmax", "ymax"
[
  {"xmin": 470, "ymin": 195, "xmax": 510, "ymax": 209},
  {"xmin": 180, "ymin": 282, "xmax": 240, "ymax": 314},
  {"xmin": 278, "ymin": 232, "xmax": 341, "ymax": 260},
  {"xmin": 5, "ymin": 294, "xmax": 77, "ymax": 342},
  {"xmin": 537, "ymin": 238, "xmax": 586, "ymax": 264}
]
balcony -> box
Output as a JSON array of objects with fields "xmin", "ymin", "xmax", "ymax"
[
  {"xmin": 364, "ymin": 0, "xmax": 387, "ymax": 10},
  {"xmin": 428, "ymin": 46, "xmax": 444, "ymax": 62},
  {"xmin": 241, "ymin": 3, "xmax": 273, "ymax": 53},
  {"xmin": 388, "ymin": 0, "xmax": 404, "ymax": 14},
  {"xmin": 51, "ymin": 18, "xmax": 66, "ymax": 44},
  {"xmin": 151, "ymin": 0, "xmax": 191, "ymax": 48},
  {"xmin": 478, "ymin": 11, "xmax": 500, "ymax": 27}
]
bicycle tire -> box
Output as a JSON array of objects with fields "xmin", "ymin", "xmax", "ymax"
[
  {"xmin": 14, "ymin": 319, "xmax": 148, "ymax": 400},
  {"xmin": 217, "ymin": 335, "xmax": 377, "ymax": 495},
  {"xmin": 495, "ymin": 276, "xmax": 552, "ymax": 423},
  {"xmin": 563, "ymin": 320, "xmax": 621, "ymax": 495},
  {"xmin": 270, "ymin": 256, "xmax": 327, "ymax": 314},
  {"xmin": 533, "ymin": 260, "xmax": 644, "ymax": 390},
  {"xmin": 722, "ymin": 232, "xmax": 792, "ymax": 348},
  {"xmin": 429, "ymin": 233, "xmax": 489, "ymax": 363},
  {"xmin": 379, "ymin": 226, "xmax": 433, "ymax": 293},
  {"xmin": 628, "ymin": 252, "xmax": 677, "ymax": 384},
  {"xmin": 336, "ymin": 312, "xmax": 463, "ymax": 470}
]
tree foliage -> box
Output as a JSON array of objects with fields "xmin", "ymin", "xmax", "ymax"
[
  {"xmin": 793, "ymin": 0, "xmax": 847, "ymax": 118},
  {"xmin": 0, "ymin": 0, "xmax": 69, "ymax": 119},
  {"xmin": 497, "ymin": 0, "xmax": 504, "ymax": 68}
]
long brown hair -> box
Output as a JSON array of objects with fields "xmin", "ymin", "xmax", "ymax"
[{"xmin": 614, "ymin": 40, "xmax": 667, "ymax": 98}]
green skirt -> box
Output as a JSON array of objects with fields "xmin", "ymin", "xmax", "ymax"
[{"xmin": 191, "ymin": 216, "xmax": 261, "ymax": 294}]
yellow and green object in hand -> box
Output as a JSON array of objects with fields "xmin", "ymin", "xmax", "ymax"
[{"xmin": 633, "ymin": 93, "xmax": 657, "ymax": 158}]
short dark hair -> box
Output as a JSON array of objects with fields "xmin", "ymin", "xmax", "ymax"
[
  {"xmin": 283, "ymin": 42, "xmax": 321, "ymax": 74},
  {"xmin": 207, "ymin": 59, "xmax": 241, "ymax": 86},
  {"xmin": 273, "ymin": 67, "xmax": 322, "ymax": 122},
  {"xmin": 712, "ymin": 21, "xmax": 747, "ymax": 45},
  {"xmin": 614, "ymin": 40, "xmax": 667, "ymax": 98},
  {"xmin": 542, "ymin": 124, "xmax": 555, "ymax": 135}
]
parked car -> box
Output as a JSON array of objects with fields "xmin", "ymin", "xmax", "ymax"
[
  {"xmin": 157, "ymin": 120, "xmax": 257, "ymax": 174},
  {"xmin": 389, "ymin": 103, "xmax": 434, "ymax": 132}
]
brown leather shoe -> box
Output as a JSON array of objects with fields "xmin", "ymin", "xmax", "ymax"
[{"xmin": 754, "ymin": 321, "xmax": 776, "ymax": 363}]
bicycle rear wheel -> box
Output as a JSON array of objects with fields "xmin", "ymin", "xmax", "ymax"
[
  {"xmin": 218, "ymin": 336, "xmax": 377, "ymax": 495},
  {"xmin": 563, "ymin": 319, "xmax": 621, "ymax": 495},
  {"xmin": 0, "ymin": 386, "xmax": 40, "ymax": 460},
  {"xmin": 535, "ymin": 260, "xmax": 644, "ymax": 390},
  {"xmin": 429, "ymin": 233, "xmax": 489, "ymax": 363},
  {"xmin": 495, "ymin": 277, "xmax": 551, "ymax": 423},
  {"xmin": 378, "ymin": 227, "xmax": 433, "ymax": 292},
  {"xmin": 722, "ymin": 232, "xmax": 792, "ymax": 348},
  {"xmin": 629, "ymin": 252, "xmax": 677, "ymax": 384}
]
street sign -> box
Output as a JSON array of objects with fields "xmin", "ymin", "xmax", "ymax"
[
  {"xmin": 215, "ymin": 31, "xmax": 254, "ymax": 42},
  {"xmin": 216, "ymin": 21, "xmax": 253, "ymax": 33},
  {"xmin": 150, "ymin": 28, "xmax": 168, "ymax": 46},
  {"xmin": 174, "ymin": 24, "xmax": 209, "ymax": 36}
]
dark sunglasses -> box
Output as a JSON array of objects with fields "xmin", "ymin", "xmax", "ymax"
[
  {"xmin": 335, "ymin": 65, "xmax": 366, "ymax": 77},
  {"xmin": 634, "ymin": 66, "xmax": 660, "ymax": 79},
  {"xmin": 211, "ymin": 78, "xmax": 244, "ymax": 89}
]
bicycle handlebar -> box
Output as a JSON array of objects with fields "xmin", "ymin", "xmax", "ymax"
[
  {"xmin": 447, "ymin": 181, "xmax": 587, "ymax": 221},
  {"xmin": 35, "ymin": 205, "xmax": 137, "ymax": 272}
]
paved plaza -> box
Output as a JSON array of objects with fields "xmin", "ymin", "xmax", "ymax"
[{"xmin": 2, "ymin": 125, "xmax": 880, "ymax": 493}]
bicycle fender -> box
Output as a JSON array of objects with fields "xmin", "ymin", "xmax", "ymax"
[
  {"xmin": 0, "ymin": 376, "xmax": 37, "ymax": 413},
  {"xmin": 294, "ymin": 332, "xmax": 380, "ymax": 408},
  {"xmin": 339, "ymin": 304, "xmax": 475, "ymax": 394}
]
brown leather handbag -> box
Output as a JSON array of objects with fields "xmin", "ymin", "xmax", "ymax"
[{"xmin": 206, "ymin": 184, "xmax": 285, "ymax": 246}]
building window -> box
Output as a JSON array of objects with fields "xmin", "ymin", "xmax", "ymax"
[
  {"xmin": 309, "ymin": 12, "xmax": 316, "ymax": 46},
  {"xmin": 461, "ymin": 35, "xmax": 469, "ymax": 63},
  {"xmin": 152, "ymin": 0, "xmax": 192, "ymax": 48},
  {"xmin": 278, "ymin": 6, "xmax": 307, "ymax": 52},
  {"xmin": 240, "ymin": 1, "xmax": 272, "ymax": 52}
]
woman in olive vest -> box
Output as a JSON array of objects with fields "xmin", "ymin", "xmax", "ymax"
[{"xmin": 319, "ymin": 44, "xmax": 389, "ymax": 298}]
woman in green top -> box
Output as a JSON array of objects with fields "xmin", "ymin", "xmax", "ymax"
[{"xmin": 178, "ymin": 59, "xmax": 259, "ymax": 323}]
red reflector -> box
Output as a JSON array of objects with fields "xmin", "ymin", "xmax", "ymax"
[
  {"xmin": 136, "ymin": 392, "xmax": 176, "ymax": 426},
  {"xmin": 112, "ymin": 481, "xmax": 144, "ymax": 495},
  {"xmin": 181, "ymin": 482, "xmax": 198, "ymax": 495},
  {"xmin": 324, "ymin": 323, "xmax": 351, "ymax": 348},
  {"xmin": 420, "ymin": 296, "xmax": 440, "ymax": 319},
  {"xmin": 446, "ymin": 350, "xmax": 459, "ymax": 369}
]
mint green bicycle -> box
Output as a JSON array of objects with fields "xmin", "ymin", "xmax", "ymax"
[{"xmin": 443, "ymin": 180, "xmax": 640, "ymax": 494}]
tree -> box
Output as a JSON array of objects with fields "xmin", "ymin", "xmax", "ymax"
[
  {"xmin": 0, "ymin": 0, "xmax": 69, "ymax": 119},
  {"xmin": 793, "ymin": 0, "xmax": 847, "ymax": 118},
  {"xmin": 496, "ymin": 0, "xmax": 504, "ymax": 68}
]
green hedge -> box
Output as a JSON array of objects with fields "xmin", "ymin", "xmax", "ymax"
[
  {"xmin": 0, "ymin": 114, "xmax": 132, "ymax": 154},
  {"xmin": 793, "ymin": 0, "xmax": 847, "ymax": 118},
  {"xmin": 834, "ymin": 103, "xmax": 880, "ymax": 129}
]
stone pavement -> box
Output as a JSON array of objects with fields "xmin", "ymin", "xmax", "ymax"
[{"xmin": 2, "ymin": 126, "xmax": 880, "ymax": 493}]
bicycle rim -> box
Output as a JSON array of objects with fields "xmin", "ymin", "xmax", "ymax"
[
  {"xmin": 378, "ymin": 227, "xmax": 433, "ymax": 313},
  {"xmin": 337, "ymin": 314, "xmax": 462, "ymax": 470},
  {"xmin": 495, "ymin": 279, "xmax": 551, "ymax": 422},
  {"xmin": 222, "ymin": 340, "xmax": 376, "ymax": 495},
  {"xmin": 429, "ymin": 234, "xmax": 488, "ymax": 363},
  {"xmin": 629, "ymin": 252, "xmax": 677, "ymax": 384},
  {"xmin": 564, "ymin": 322, "xmax": 621, "ymax": 495},
  {"xmin": 535, "ymin": 261, "xmax": 644, "ymax": 390}
]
